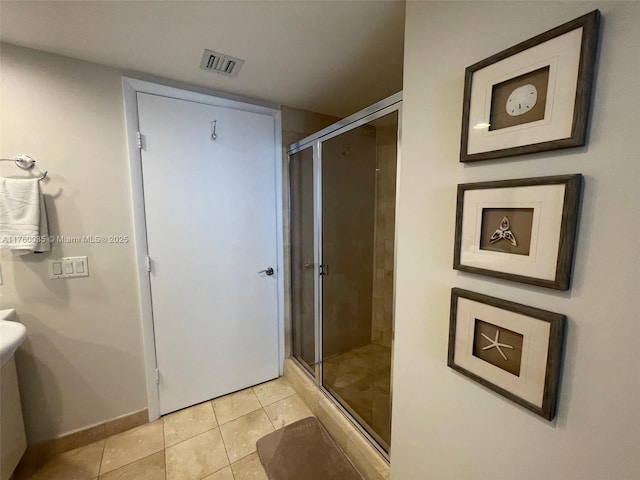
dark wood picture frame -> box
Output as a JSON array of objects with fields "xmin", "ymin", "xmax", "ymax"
[
  {"xmin": 453, "ymin": 174, "xmax": 582, "ymax": 290},
  {"xmin": 448, "ymin": 288, "xmax": 565, "ymax": 420},
  {"xmin": 460, "ymin": 10, "xmax": 600, "ymax": 162}
]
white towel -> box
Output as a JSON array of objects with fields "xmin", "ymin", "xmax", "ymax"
[
  {"xmin": 34, "ymin": 192, "xmax": 51, "ymax": 254},
  {"xmin": 0, "ymin": 177, "xmax": 50, "ymax": 255}
]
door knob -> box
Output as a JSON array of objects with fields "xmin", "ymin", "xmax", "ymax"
[{"xmin": 258, "ymin": 267, "xmax": 274, "ymax": 276}]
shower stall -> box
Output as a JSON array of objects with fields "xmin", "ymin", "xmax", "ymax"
[{"xmin": 288, "ymin": 93, "xmax": 400, "ymax": 454}]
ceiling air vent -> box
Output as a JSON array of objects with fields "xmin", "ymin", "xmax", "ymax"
[{"xmin": 200, "ymin": 49, "xmax": 244, "ymax": 77}]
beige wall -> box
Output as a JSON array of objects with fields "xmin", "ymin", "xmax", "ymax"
[
  {"xmin": 0, "ymin": 57, "xmax": 339, "ymax": 443},
  {"xmin": 392, "ymin": 2, "xmax": 640, "ymax": 479},
  {"xmin": 281, "ymin": 107, "xmax": 339, "ymax": 148},
  {"xmin": 0, "ymin": 44, "xmax": 146, "ymax": 443}
]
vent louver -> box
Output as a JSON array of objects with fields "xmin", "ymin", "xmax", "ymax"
[{"xmin": 199, "ymin": 49, "xmax": 244, "ymax": 77}]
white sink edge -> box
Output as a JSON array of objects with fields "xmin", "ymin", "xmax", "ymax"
[{"xmin": 0, "ymin": 309, "xmax": 26, "ymax": 367}]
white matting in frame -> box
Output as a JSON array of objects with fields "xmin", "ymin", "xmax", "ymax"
[
  {"xmin": 454, "ymin": 296, "xmax": 551, "ymax": 408},
  {"xmin": 459, "ymin": 10, "xmax": 600, "ymax": 162},
  {"xmin": 459, "ymin": 183, "xmax": 565, "ymax": 281},
  {"xmin": 448, "ymin": 288, "xmax": 566, "ymax": 420},
  {"xmin": 454, "ymin": 174, "xmax": 582, "ymax": 290},
  {"xmin": 467, "ymin": 28, "xmax": 582, "ymax": 155}
]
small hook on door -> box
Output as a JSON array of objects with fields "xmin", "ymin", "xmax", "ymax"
[{"xmin": 211, "ymin": 120, "xmax": 217, "ymax": 141}]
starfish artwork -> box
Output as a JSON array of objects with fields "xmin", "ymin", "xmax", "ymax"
[
  {"xmin": 489, "ymin": 216, "xmax": 517, "ymax": 247},
  {"xmin": 481, "ymin": 329, "xmax": 514, "ymax": 361}
]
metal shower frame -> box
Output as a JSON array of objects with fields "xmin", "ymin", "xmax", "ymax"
[{"xmin": 287, "ymin": 92, "xmax": 402, "ymax": 459}]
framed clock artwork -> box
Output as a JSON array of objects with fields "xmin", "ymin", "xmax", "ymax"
[{"xmin": 460, "ymin": 10, "xmax": 600, "ymax": 162}]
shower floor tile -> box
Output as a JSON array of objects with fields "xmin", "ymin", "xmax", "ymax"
[{"xmin": 323, "ymin": 343, "xmax": 392, "ymax": 447}]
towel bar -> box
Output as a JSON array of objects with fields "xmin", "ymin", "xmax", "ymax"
[{"xmin": 0, "ymin": 154, "xmax": 48, "ymax": 180}]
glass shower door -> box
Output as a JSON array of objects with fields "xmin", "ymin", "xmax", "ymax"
[
  {"xmin": 290, "ymin": 146, "xmax": 316, "ymax": 374},
  {"xmin": 320, "ymin": 111, "xmax": 398, "ymax": 452}
]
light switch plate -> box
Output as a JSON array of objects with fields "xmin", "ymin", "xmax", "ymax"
[{"xmin": 48, "ymin": 256, "xmax": 89, "ymax": 279}]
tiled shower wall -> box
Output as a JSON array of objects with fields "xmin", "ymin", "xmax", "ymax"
[
  {"xmin": 321, "ymin": 125, "xmax": 377, "ymax": 357},
  {"xmin": 371, "ymin": 125, "xmax": 397, "ymax": 348}
]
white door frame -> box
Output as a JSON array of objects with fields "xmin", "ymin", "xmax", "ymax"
[{"xmin": 122, "ymin": 77, "xmax": 284, "ymax": 421}]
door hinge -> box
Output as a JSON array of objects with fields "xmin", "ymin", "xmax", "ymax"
[
  {"xmin": 145, "ymin": 255, "xmax": 152, "ymax": 273},
  {"xmin": 319, "ymin": 264, "xmax": 329, "ymax": 276},
  {"xmin": 137, "ymin": 131, "xmax": 143, "ymax": 149},
  {"xmin": 155, "ymin": 368, "xmax": 160, "ymax": 384}
]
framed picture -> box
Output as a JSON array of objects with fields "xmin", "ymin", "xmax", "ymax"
[
  {"xmin": 453, "ymin": 174, "xmax": 582, "ymax": 290},
  {"xmin": 448, "ymin": 288, "xmax": 565, "ymax": 420},
  {"xmin": 460, "ymin": 10, "xmax": 600, "ymax": 162}
]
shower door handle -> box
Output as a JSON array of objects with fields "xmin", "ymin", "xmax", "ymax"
[{"xmin": 258, "ymin": 267, "xmax": 274, "ymax": 276}]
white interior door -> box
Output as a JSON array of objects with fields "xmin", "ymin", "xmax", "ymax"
[{"xmin": 137, "ymin": 92, "xmax": 279, "ymax": 415}]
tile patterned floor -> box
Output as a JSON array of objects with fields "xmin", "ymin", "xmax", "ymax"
[
  {"xmin": 23, "ymin": 377, "xmax": 314, "ymax": 480},
  {"xmin": 322, "ymin": 343, "xmax": 392, "ymax": 447}
]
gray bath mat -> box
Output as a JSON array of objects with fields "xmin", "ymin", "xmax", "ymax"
[{"xmin": 256, "ymin": 416, "xmax": 363, "ymax": 480}]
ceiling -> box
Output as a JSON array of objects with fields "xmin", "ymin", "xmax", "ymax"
[{"xmin": 0, "ymin": 0, "xmax": 405, "ymax": 118}]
